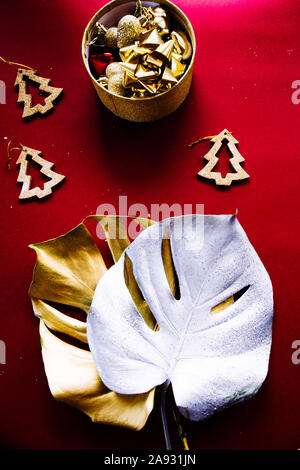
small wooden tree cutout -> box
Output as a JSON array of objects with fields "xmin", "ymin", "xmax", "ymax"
[
  {"xmin": 15, "ymin": 68, "xmax": 63, "ymax": 118},
  {"xmin": 16, "ymin": 146, "xmax": 65, "ymax": 200},
  {"xmin": 198, "ymin": 129, "xmax": 250, "ymax": 186}
]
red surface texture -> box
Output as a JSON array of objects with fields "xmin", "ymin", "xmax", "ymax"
[{"xmin": 0, "ymin": 0, "xmax": 299, "ymax": 450}]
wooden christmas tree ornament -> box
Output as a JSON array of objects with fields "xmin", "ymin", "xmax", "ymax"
[
  {"xmin": 15, "ymin": 68, "xmax": 63, "ymax": 118},
  {"xmin": 197, "ymin": 129, "xmax": 250, "ymax": 186},
  {"xmin": 16, "ymin": 146, "xmax": 65, "ymax": 200}
]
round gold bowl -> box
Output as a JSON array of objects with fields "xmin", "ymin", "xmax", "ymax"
[{"xmin": 82, "ymin": 0, "xmax": 196, "ymax": 122}]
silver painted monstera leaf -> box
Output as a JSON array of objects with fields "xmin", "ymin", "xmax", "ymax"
[{"xmin": 87, "ymin": 215, "xmax": 273, "ymax": 421}]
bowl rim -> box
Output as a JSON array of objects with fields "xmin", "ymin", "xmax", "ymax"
[{"xmin": 81, "ymin": 0, "xmax": 196, "ymax": 102}]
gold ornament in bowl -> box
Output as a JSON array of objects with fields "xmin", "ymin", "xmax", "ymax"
[{"xmin": 82, "ymin": 0, "xmax": 196, "ymax": 122}]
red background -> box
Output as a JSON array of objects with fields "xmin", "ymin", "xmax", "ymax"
[{"xmin": 0, "ymin": 0, "xmax": 299, "ymax": 450}]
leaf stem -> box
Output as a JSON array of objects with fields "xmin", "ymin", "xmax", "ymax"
[
  {"xmin": 160, "ymin": 380, "xmax": 171, "ymax": 450},
  {"xmin": 172, "ymin": 407, "xmax": 190, "ymax": 450}
]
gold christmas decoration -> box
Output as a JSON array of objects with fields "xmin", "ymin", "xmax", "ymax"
[
  {"xmin": 87, "ymin": 2, "xmax": 192, "ymax": 99},
  {"xmin": 153, "ymin": 15, "xmax": 169, "ymax": 34},
  {"xmin": 105, "ymin": 27, "xmax": 118, "ymax": 48},
  {"xmin": 153, "ymin": 6, "xmax": 167, "ymax": 17},
  {"xmin": 82, "ymin": 0, "xmax": 196, "ymax": 122},
  {"xmin": 161, "ymin": 66, "xmax": 178, "ymax": 84},
  {"xmin": 153, "ymin": 39, "xmax": 174, "ymax": 62},
  {"xmin": 0, "ymin": 56, "xmax": 63, "ymax": 119},
  {"xmin": 140, "ymin": 27, "xmax": 164, "ymax": 47},
  {"xmin": 108, "ymin": 74, "xmax": 127, "ymax": 96},
  {"xmin": 123, "ymin": 71, "xmax": 137, "ymax": 87},
  {"xmin": 109, "ymin": 30, "xmax": 184, "ymax": 97},
  {"xmin": 105, "ymin": 62, "xmax": 123, "ymax": 78},
  {"xmin": 145, "ymin": 54, "xmax": 164, "ymax": 68},
  {"xmin": 119, "ymin": 61, "xmax": 137, "ymax": 75},
  {"xmin": 195, "ymin": 129, "xmax": 250, "ymax": 186},
  {"xmin": 171, "ymin": 31, "xmax": 192, "ymax": 61},
  {"xmin": 9, "ymin": 144, "xmax": 65, "ymax": 200},
  {"xmin": 171, "ymin": 54, "xmax": 186, "ymax": 78},
  {"xmin": 117, "ymin": 15, "xmax": 142, "ymax": 48},
  {"xmin": 135, "ymin": 63, "xmax": 157, "ymax": 80},
  {"xmin": 15, "ymin": 68, "xmax": 63, "ymax": 119}
]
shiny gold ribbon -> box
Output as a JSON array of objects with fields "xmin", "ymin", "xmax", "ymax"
[
  {"xmin": 188, "ymin": 132, "xmax": 232, "ymax": 148},
  {"xmin": 0, "ymin": 56, "xmax": 36, "ymax": 72},
  {"xmin": 6, "ymin": 140, "xmax": 23, "ymax": 170}
]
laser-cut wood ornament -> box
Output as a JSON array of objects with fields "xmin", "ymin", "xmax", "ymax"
[
  {"xmin": 15, "ymin": 68, "xmax": 63, "ymax": 119},
  {"xmin": 16, "ymin": 146, "xmax": 65, "ymax": 200},
  {"xmin": 198, "ymin": 129, "xmax": 250, "ymax": 186}
]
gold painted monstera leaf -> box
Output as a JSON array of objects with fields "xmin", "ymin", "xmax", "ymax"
[{"xmin": 29, "ymin": 216, "xmax": 158, "ymax": 430}]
